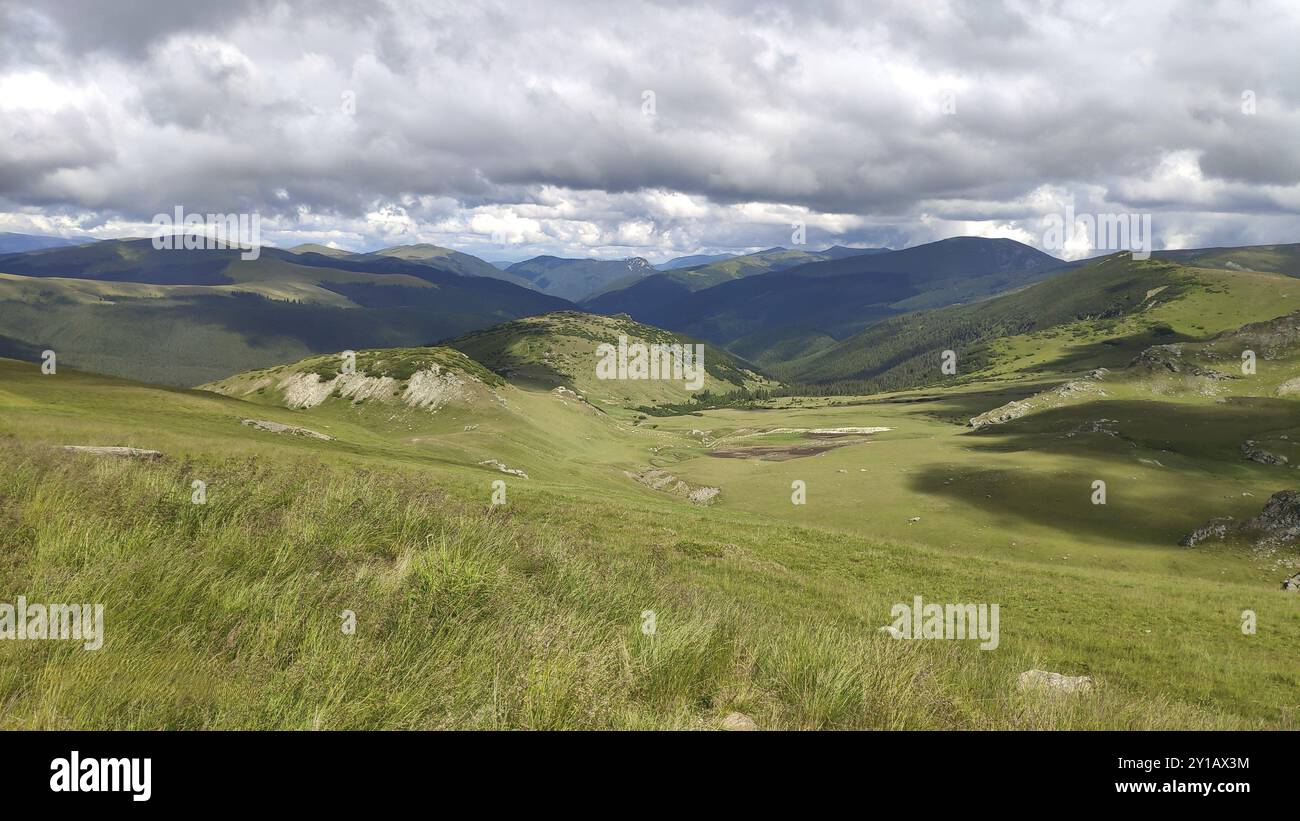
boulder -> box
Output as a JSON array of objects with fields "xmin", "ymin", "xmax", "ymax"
[
  {"xmin": 1017, "ymin": 669, "xmax": 1095, "ymax": 695},
  {"xmin": 721, "ymin": 712, "xmax": 757, "ymax": 731},
  {"xmin": 1249, "ymin": 490, "xmax": 1300, "ymax": 539}
]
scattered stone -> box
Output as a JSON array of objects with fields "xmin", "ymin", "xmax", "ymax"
[
  {"xmin": 1282, "ymin": 572, "xmax": 1300, "ymax": 592},
  {"xmin": 721, "ymin": 712, "xmax": 757, "ymax": 731},
  {"xmin": 1017, "ymin": 669, "xmax": 1095, "ymax": 695},
  {"xmin": 61, "ymin": 446, "xmax": 163, "ymax": 459},
  {"xmin": 463, "ymin": 424, "xmax": 479, "ymax": 431},
  {"xmin": 908, "ymin": 516, "xmax": 921, "ymax": 524},
  {"xmin": 479, "ymin": 459, "xmax": 528, "ymax": 479},
  {"xmin": 241, "ymin": 419, "xmax": 333, "ymax": 440},
  {"xmin": 1179, "ymin": 518, "xmax": 1234, "ymax": 547}
]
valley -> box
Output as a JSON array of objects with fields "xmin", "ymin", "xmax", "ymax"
[{"xmin": 2, "ymin": 240, "xmax": 1299, "ymax": 728}]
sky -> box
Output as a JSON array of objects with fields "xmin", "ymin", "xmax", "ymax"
[{"xmin": 1, "ymin": 0, "xmax": 1298, "ymax": 262}]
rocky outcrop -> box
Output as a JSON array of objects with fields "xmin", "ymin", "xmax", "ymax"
[
  {"xmin": 61, "ymin": 446, "xmax": 163, "ymax": 459},
  {"xmin": 1129, "ymin": 344, "xmax": 1231, "ymax": 379},
  {"xmin": 969, "ymin": 399, "xmax": 1034, "ymax": 429},
  {"xmin": 479, "ymin": 459, "xmax": 528, "ymax": 479},
  {"xmin": 1179, "ymin": 518, "xmax": 1234, "ymax": 547},
  {"xmin": 1246, "ymin": 490, "xmax": 1300, "ymax": 541},
  {"xmin": 1276, "ymin": 377, "xmax": 1300, "ymax": 396},
  {"xmin": 1129, "ymin": 344, "xmax": 1186, "ymax": 374},
  {"xmin": 1241, "ymin": 440, "xmax": 1288, "ymax": 466},
  {"xmin": 241, "ymin": 419, "xmax": 333, "ymax": 440},
  {"xmin": 274, "ymin": 364, "xmax": 475, "ymax": 412},
  {"xmin": 1283, "ymin": 572, "xmax": 1300, "ymax": 592},
  {"xmin": 969, "ymin": 370, "xmax": 1108, "ymax": 429},
  {"xmin": 625, "ymin": 467, "xmax": 720, "ymax": 505},
  {"xmin": 1180, "ymin": 490, "xmax": 1300, "ymax": 548}
]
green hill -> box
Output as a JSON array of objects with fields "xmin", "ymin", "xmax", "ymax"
[
  {"xmin": 587, "ymin": 237, "xmax": 1068, "ymax": 366},
  {"xmin": 3, "ymin": 337, "xmax": 1297, "ymax": 728},
  {"xmin": 0, "ymin": 231, "xmax": 88, "ymax": 253},
  {"xmin": 505, "ymin": 256, "xmax": 657, "ymax": 301},
  {"xmin": 286, "ymin": 243, "xmax": 355, "ymax": 258},
  {"xmin": 441, "ymin": 311, "xmax": 774, "ymax": 413},
  {"xmin": 777, "ymin": 252, "xmax": 1300, "ymax": 393},
  {"xmin": 0, "ymin": 239, "xmax": 570, "ymax": 386},
  {"xmin": 1156, "ymin": 243, "xmax": 1300, "ymax": 277},
  {"xmin": 597, "ymin": 245, "xmax": 888, "ymax": 302}
]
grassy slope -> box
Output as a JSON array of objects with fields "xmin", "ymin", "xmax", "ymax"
[
  {"xmin": 780, "ymin": 255, "xmax": 1300, "ymax": 392},
  {"xmin": 0, "ymin": 248, "xmax": 569, "ymax": 387},
  {"xmin": 1, "ymin": 354, "xmax": 1296, "ymax": 729},
  {"xmin": 441, "ymin": 311, "xmax": 773, "ymax": 415},
  {"xmin": 588, "ymin": 239, "xmax": 1071, "ymax": 368}
]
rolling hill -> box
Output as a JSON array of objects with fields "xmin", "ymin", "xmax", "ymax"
[
  {"xmin": 365, "ymin": 242, "xmax": 539, "ymax": 290},
  {"xmin": 1155, "ymin": 243, "xmax": 1300, "ymax": 277},
  {"xmin": 586, "ymin": 237, "xmax": 1068, "ymax": 365},
  {"xmin": 0, "ymin": 237, "xmax": 570, "ymax": 386},
  {"xmin": 285, "ymin": 243, "xmax": 355, "ymax": 258},
  {"xmin": 441, "ymin": 310, "xmax": 773, "ymax": 412},
  {"xmin": 781, "ymin": 249, "xmax": 1300, "ymax": 394},
  {"xmin": 603, "ymin": 245, "xmax": 891, "ymax": 299},
  {"xmin": 504, "ymin": 255, "xmax": 658, "ymax": 301},
  {"xmin": 656, "ymin": 252, "xmax": 735, "ymax": 270},
  {"xmin": 0, "ymin": 231, "xmax": 89, "ymax": 253},
  {"xmin": 4, "ymin": 281, "xmax": 1299, "ymax": 728}
]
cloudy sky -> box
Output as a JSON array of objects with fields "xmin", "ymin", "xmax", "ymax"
[{"xmin": 1, "ymin": 0, "xmax": 1298, "ymax": 261}]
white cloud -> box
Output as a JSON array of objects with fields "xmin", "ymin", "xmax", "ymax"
[{"xmin": 0, "ymin": 0, "xmax": 1297, "ymax": 259}]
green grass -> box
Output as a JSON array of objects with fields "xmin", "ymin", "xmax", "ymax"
[{"xmin": 1, "ymin": 356, "xmax": 1297, "ymax": 728}]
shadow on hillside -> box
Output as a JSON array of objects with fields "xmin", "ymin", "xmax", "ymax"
[
  {"xmin": 957, "ymin": 399, "xmax": 1300, "ymax": 463},
  {"xmin": 906, "ymin": 399, "xmax": 1300, "ymax": 546},
  {"xmin": 0, "ymin": 334, "xmax": 42, "ymax": 361},
  {"xmin": 907, "ymin": 462, "xmax": 1212, "ymax": 546},
  {"xmin": 1022, "ymin": 326, "xmax": 1200, "ymax": 375},
  {"xmin": 893, "ymin": 385, "xmax": 1051, "ymax": 425}
]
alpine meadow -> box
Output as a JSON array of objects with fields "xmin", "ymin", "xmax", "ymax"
[{"xmin": 0, "ymin": 0, "xmax": 1298, "ymax": 792}]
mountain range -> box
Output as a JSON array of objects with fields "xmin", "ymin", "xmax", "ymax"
[{"xmin": 6, "ymin": 231, "xmax": 1300, "ymax": 399}]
